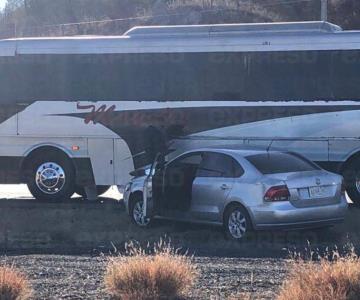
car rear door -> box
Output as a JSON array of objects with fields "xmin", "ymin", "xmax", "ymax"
[{"xmin": 191, "ymin": 152, "xmax": 243, "ymax": 222}]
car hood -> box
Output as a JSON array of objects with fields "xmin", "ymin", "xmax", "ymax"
[{"xmin": 130, "ymin": 175, "xmax": 147, "ymax": 184}]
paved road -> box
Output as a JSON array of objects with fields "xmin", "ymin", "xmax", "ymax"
[{"xmin": 0, "ymin": 184, "xmax": 122, "ymax": 199}]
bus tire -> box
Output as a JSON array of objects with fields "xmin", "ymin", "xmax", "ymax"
[
  {"xmin": 75, "ymin": 185, "xmax": 111, "ymax": 198},
  {"xmin": 343, "ymin": 157, "xmax": 360, "ymax": 205},
  {"xmin": 26, "ymin": 152, "xmax": 76, "ymax": 201}
]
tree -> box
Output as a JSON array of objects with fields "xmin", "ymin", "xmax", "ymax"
[{"xmin": 330, "ymin": 0, "xmax": 360, "ymax": 29}]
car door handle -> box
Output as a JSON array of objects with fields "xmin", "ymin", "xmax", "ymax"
[{"xmin": 221, "ymin": 184, "xmax": 230, "ymax": 190}]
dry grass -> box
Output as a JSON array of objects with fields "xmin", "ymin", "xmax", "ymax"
[
  {"xmin": 104, "ymin": 240, "xmax": 198, "ymax": 300},
  {"xmin": 228, "ymin": 292, "xmax": 252, "ymax": 300},
  {"xmin": 0, "ymin": 266, "xmax": 31, "ymax": 300},
  {"xmin": 278, "ymin": 250, "xmax": 360, "ymax": 300}
]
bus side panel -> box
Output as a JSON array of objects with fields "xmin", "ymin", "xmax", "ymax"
[
  {"xmin": 269, "ymin": 140, "xmax": 329, "ymax": 162},
  {"xmin": 329, "ymin": 139, "xmax": 360, "ymax": 165},
  {"xmin": 0, "ymin": 110, "xmax": 17, "ymax": 136}
]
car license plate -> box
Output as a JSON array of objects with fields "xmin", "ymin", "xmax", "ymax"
[{"xmin": 309, "ymin": 186, "xmax": 331, "ymax": 198}]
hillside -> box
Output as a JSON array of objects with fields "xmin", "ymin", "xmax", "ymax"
[{"xmin": 0, "ymin": 0, "xmax": 359, "ymax": 38}]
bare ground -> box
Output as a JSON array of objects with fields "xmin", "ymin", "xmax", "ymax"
[
  {"xmin": 1, "ymin": 255, "xmax": 288, "ymax": 300},
  {"xmin": 0, "ymin": 185, "xmax": 358, "ymax": 299}
]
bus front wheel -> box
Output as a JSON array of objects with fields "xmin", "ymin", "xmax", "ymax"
[{"xmin": 26, "ymin": 152, "xmax": 76, "ymax": 201}]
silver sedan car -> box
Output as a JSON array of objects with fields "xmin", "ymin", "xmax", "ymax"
[{"xmin": 124, "ymin": 147, "xmax": 348, "ymax": 240}]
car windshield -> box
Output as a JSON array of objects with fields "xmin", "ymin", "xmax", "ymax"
[{"xmin": 245, "ymin": 152, "xmax": 319, "ymax": 174}]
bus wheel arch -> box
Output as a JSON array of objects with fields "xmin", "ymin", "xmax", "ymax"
[
  {"xmin": 22, "ymin": 146, "xmax": 76, "ymax": 201},
  {"xmin": 21, "ymin": 146, "xmax": 74, "ymax": 175}
]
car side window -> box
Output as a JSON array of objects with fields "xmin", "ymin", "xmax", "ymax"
[
  {"xmin": 168, "ymin": 152, "xmax": 203, "ymax": 168},
  {"xmin": 197, "ymin": 152, "xmax": 244, "ymax": 178}
]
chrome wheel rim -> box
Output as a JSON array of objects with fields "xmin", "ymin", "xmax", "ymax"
[
  {"xmin": 228, "ymin": 210, "xmax": 247, "ymax": 239},
  {"xmin": 35, "ymin": 162, "xmax": 65, "ymax": 195},
  {"xmin": 133, "ymin": 201, "xmax": 150, "ymax": 227}
]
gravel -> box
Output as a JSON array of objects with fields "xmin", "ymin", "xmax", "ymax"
[{"xmin": 0, "ymin": 255, "xmax": 288, "ymax": 299}]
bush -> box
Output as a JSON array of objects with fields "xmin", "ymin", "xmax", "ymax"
[
  {"xmin": 0, "ymin": 266, "xmax": 31, "ymax": 300},
  {"xmin": 278, "ymin": 254, "xmax": 360, "ymax": 300},
  {"xmin": 104, "ymin": 240, "xmax": 198, "ymax": 300}
]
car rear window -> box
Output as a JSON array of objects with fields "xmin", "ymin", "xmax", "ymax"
[
  {"xmin": 245, "ymin": 152, "xmax": 319, "ymax": 174},
  {"xmin": 197, "ymin": 152, "xmax": 244, "ymax": 178}
]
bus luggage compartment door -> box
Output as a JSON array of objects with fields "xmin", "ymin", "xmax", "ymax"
[
  {"xmin": 114, "ymin": 139, "xmax": 134, "ymax": 187},
  {"xmin": 87, "ymin": 138, "xmax": 114, "ymax": 186}
]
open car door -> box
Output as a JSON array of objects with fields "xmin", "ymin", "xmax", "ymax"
[{"xmin": 143, "ymin": 153, "xmax": 164, "ymax": 218}]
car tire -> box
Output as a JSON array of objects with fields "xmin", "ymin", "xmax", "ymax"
[
  {"xmin": 224, "ymin": 204, "xmax": 251, "ymax": 241},
  {"xmin": 27, "ymin": 152, "xmax": 75, "ymax": 201},
  {"xmin": 129, "ymin": 195, "xmax": 151, "ymax": 227},
  {"xmin": 343, "ymin": 157, "xmax": 360, "ymax": 205},
  {"xmin": 75, "ymin": 185, "xmax": 111, "ymax": 198}
]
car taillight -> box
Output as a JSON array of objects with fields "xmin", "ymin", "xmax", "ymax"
[{"xmin": 264, "ymin": 185, "xmax": 290, "ymax": 202}]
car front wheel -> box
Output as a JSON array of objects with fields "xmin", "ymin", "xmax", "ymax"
[
  {"xmin": 224, "ymin": 205, "xmax": 251, "ymax": 240},
  {"xmin": 130, "ymin": 196, "xmax": 151, "ymax": 227}
]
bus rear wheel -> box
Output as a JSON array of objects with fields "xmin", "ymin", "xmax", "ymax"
[
  {"xmin": 75, "ymin": 185, "xmax": 111, "ymax": 198},
  {"xmin": 343, "ymin": 157, "xmax": 360, "ymax": 205},
  {"xmin": 26, "ymin": 152, "xmax": 75, "ymax": 201}
]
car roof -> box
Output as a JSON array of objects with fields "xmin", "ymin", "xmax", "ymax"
[{"xmin": 183, "ymin": 145, "xmax": 284, "ymax": 158}]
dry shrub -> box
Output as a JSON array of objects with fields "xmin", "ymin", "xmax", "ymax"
[
  {"xmin": 278, "ymin": 251, "xmax": 360, "ymax": 300},
  {"xmin": 104, "ymin": 240, "xmax": 198, "ymax": 300},
  {"xmin": 0, "ymin": 266, "xmax": 31, "ymax": 300}
]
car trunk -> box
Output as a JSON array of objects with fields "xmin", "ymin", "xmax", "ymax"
[{"xmin": 265, "ymin": 170, "xmax": 341, "ymax": 208}]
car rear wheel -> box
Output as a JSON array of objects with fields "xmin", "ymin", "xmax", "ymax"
[
  {"xmin": 224, "ymin": 204, "xmax": 251, "ymax": 240},
  {"xmin": 130, "ymin": 196, "xmax": 151, "ymax": 227}
]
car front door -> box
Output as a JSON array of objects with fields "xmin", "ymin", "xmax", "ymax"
[
  {"xmin": 143, "ymin": 154, "xmax": 165, "ymax": 218},
  {"xmin": 163, "ymin": 152, "xmax": 203, "ymax": 212},
  {"xmin": 191, "ymin": 152, "xmax": 244, "ymax": 222}
]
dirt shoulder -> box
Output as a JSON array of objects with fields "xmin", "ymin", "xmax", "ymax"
[{"xmin": 1, "ymin": 255, "xmax": 288, "ymax": 300}]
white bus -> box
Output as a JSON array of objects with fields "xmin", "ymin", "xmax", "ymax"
[{"xmin": 1, "ymin": 21, "xmax": 360, "ymax": 203}]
